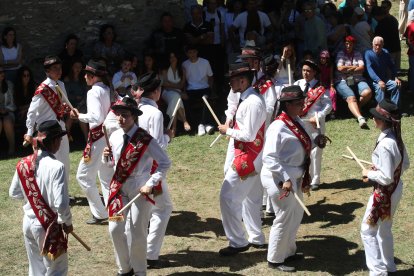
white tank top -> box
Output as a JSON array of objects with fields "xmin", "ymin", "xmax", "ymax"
[{"xmin": 1, "ymin": 44, "xmax": 21, "ymax": 70}]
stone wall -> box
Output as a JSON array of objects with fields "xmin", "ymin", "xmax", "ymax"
[{"xmin": 0, "ymin": 0, "xmax": 184, "ymax": 80}]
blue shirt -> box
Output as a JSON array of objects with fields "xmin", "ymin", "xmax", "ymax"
[
  {"xmin": 409, "ymin": 0, "xmax": 414, "ymax": 12},
  {"xmin": 365, "ymin": 48, "xmax": 397, "ymax": 83}
]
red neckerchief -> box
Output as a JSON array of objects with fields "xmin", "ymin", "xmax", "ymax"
[
  {"xmin": 366, "ymin": 128, "xmax": 404, "ymax": 225},
  {"xmin": 107, "ymin": 127, "xmax": 153, "ymax": 221},
  {"xmin": 83, "ymin": 124, "xmax": 105, "ymax": 163},
  {"xmin": 253, "ymin": 74, "xmax": 274, "ymax": 95},
  {"xmin": 16, "ymin": 151, "xmax": 68, "ymax": 260},
  {"xmin": 276, "ymin": 112, "xmax": 312, "ymax": 190},
  {"xmin": 301, "ymin": 83, "xmax": 325, "ymax": 116},
  {"xmin": 34, "ymin": 83, "xmax": 66, "ymax": 120}
]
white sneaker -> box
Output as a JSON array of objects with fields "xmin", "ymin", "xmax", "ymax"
[
  {"xmin": 205, "ymin": 125, "xmax": 214, "ymax": 134},
  {"xmin": 198, "ymin": 124, "xmax": 206, "ymax": 136},
  {"xmin": 358, "ymin": 117, "xmax": 369, "ymax": 129}
]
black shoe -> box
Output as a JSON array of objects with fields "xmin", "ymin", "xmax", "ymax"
[
  {"xmin": 261, "ymin": 205, "xmax": 266, "ymax": 211},
  {"xmin": 219, "ymin": 245, "xmax": 251, "ymax": 256},
  {"xmin": 86, "ymin": 216, "xmax": 108, "ymax": 225},
  {"xmin": 285, "ymin": 252, "xmax": 304, "ymax": 263},
  {"xmin": 266, "ymin": 212, "xmax": 275, "ymax": 217},
  {"xmin": 249, "ymin": 243, "xmax": 268, "ymax": 249},
  {"xmin": 117, "ymin": 269, "xmax": 134, "ymax": 276},
  {"xmin": 147, "ymin": 258, "xmax": 171, "ymax": 269},
  {"xmin": 268, "ymin": 261, "xmax": 296, "ymax": 272}
]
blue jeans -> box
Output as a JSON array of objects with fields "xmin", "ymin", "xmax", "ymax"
[
  {"xmin": 372, "ymin": 80, "xmax": 400, "ymax": 106},
  {"xmin": 336, "ymin": 80, "xmax": 370, "ymax": 100}
]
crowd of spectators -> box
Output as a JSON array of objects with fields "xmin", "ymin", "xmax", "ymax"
[{"xmin": 0, "ymin": 0, "xmax": 412, "ymax": 155}]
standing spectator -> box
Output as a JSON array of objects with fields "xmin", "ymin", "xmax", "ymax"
[
  {"xmin": 404, "ymin": 11, "xmax": 414, "ymax": 92},
  {"xmin": 112, "ymin": 56, "xmax": 137, "ymax": 97},
  {"xmin": 161, "ymin": 51, "xmax": 191, "ymax": 134},
  {"xmin": 93, "ymin": 24, "xmax": 125, "ymax": 76},
  {"xmin": 318, "ymin": 50, "xmax": 337, "ymax": 117},
  {"xmin": 182, "ymin": 45, "xmax": 214, "ymax": 136},
  {"xmin": 58, "ymin": 34, "xmax": 84, "ymax": 79},
  {"xmin": 335, "ymin": 36, "xmax": 372, "ymax": 128},
  {"xmin": 351, "ymin": 6, "xmax": 374, "ymax": 53},
  {"xmin": 0, "ymin": 67, "xmax": 16, "ymax": 155},
  {"xmin": 0, "ymin": 27, "xmax": 23, "ymax": 83},
  {"xmin": 14, "ymin": 66, "xmax": 36, "ymax": 127},
  {"xmin": 229, "ymin": 0, "xmax": 273, "ymax": 49},
  {"xmin": 64, "ymin": 59, "xmax": 88, "ymax": 142},
  {"xmin": 374, "ymin": 3, "xmax": 401, "ymax": 70},
  {"xmin": 326, "ymin": 11, "xmax": 349, "ymax": 57},
  {"xmin": 184, "ymin": 0, "xmax": 198, "ymax": 23},
  {"xmin": 224, "ymin": 0, "xmax": 243, "ymax": 63},
  {"xmin": 365, "ymin": 36, "xmax": 401, "ymax": 106},
  {"xmin": 399, "ymin": 0, "xmax": 409, "ymax": 39},
  {"xmin": 147, "ymin": 12, "xmax": 185, "ymax": 69}
]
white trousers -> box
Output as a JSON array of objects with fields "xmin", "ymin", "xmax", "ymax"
[
  {"xmin": 54, "ymin": 135, "xmax": 70, "ymax": 187},
  {"xmin": 304, "ymin": 119, "xmax": 325, "ymax": 185},
  {"xmin": 109, "ymin": 189, "xmax": 152, "ymax": 276},
  {"xmin": 147, "ymin": 179, "xmax": 173, "ymax": 260},
  {"xmin": 76, "ymin": 137, "xmax": 108, "ymax": 219},
  {"xmin": 261, "ymin": 169, "xmax": 304, "ymax": 263},
  {"xmin": 23, "ymin": 215, "xmax": 68, "ymax": 276},
  {"xmin": 99, "ymin": 161, "xmax": 116, "ymax": 206},
  {"xmin": 361, "ymin": 183, "xmax": 403, "ymax": 276},
  {"xmin": 220, "ymin": 168, "xmax": 265, "ymax": 248}
]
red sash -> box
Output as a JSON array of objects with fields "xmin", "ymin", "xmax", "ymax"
[
  {"xmin": 34, "ymin": 83, "xmax": 66, "ymax": 120},
  {"xmin": 254, "ymin": 75, "xmax": 274, "ymax": 95},
  {"xmin": 150, "ymin": 160, "xmax": 163, "ymax": 196},
  {"xmin": 231, "ymin": 122, "xmax": 265, "ymax": 180},
  {"xmin": 302, "ymin": 85, "xmax": 326, "ymax": 116},
  {"xmin": 83, "ymin": 124, "xmax": 104, "ymax": 163},
  {"xmin": 16, "ymin": 152, "xmax": 68, "ymax": 260},
  {"xmin": 366, "ymin": 135, "xmax": 404, "ymax": 225},
  {"xmin": 107, "ymin": 127, "xmax": 153, "ymax": 221},
  {"xmin": 276, "ymin": 112, "xmax": 312, "ymax": 190}
]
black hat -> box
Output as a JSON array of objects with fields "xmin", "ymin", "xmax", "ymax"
[
  {"xmin": 370, "ymin": 99, "xmax": 401, "ymax": 122},
  {"xmin": 111, "ymin": 97, "xmax": 143, "ymax": 116},
  {"xmin": 136, "ymin": 72, "xmax": 161, "ymax": 93},
  {"xmin": 83, "ymin": 59, "xmax": 108, "ymax": 76},
  {"xmin": 43, "ymin": 56, "xmax": 62, "ymax": 69},
  {"xmin": 238, "ymin": 46, "xmax": 262, "ymax": 60},
  {"xmin": 301, "ymin": 59, "xmax": 320, "ymax": 73},
  {"xmin": 279, "ymin": 85, "xmax": 306, "ymax": 102},
  {"xmin": 264, "ymin": 54, "xmax": 278, "ymax": 75},
  {"xmin": 226, "ymin": 62, "xmax": 253, "ymax": 78},
  {"xmin": 36, "ymin": 120, "xmax": 67, "ymax": 142}
]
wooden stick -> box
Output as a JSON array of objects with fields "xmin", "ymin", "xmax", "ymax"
[
  {"xmin": 342, "ymin": 154, "xmax": 372, "ymax": 165},
  {"xmin": 116, "ymin": 193, "xmax": 142, "ymax": 216},
  {"xmin": 210, "ymin": 133, "xmax": 223, "ymax": 148},
  {"xmin": 315, "ymin": 111, "xmax": 320, "ymax": 129},
  {"xmin": 202, "ymin": 96, "xmax": 221, "ymax": 126},
  {"xmin": 346, "ymin": 146, "xmax": 365, "ymax": 170},
  {"xmin": 102, "ymin": 125, "xmax": 113, "ymax": 162},
  {"xmin": 55, "ymin": 82, "xmax": 74, "ymax": 109},
  {"xmin": 287, "ymin": 60, "xmax": 292, "ymax": 86},
  {"xmin": 70, "ymin": 231, "xmax": 91, "ymax": 251},
  {"xmin": 292, "ymin": 190, "xmax": 311, "ymax": 216},
  {"xmin": 167, "ymin": 98, "xmax": 182, "ymax": 130}
]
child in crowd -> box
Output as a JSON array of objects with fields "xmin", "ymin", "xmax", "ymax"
[{"xmin": 112, "ymin": 56, "xmax": 137, "ymax": 97}]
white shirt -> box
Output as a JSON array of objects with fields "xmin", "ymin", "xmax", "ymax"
[
  {"xmin": 182, "ymin": 57, "xmax": 213, "ymax": 90},
  {"xmin": 262, "ymin": 118, "xmax": 308, "ymax": 190},
  {"xmin": 78, "ymin": 82, "xmax": 111, "ymax": 129},
  {"xmin": 368, "ymin": 128, "xmax": 410, "ymax": 186},
  {"xmin": 110, "ymin": 124, "xmax": 171, "ymax": 188},
  {"xmin": 9, "ymin": 150, "xmax": 72, "ymax": 225},
  {"xmin": 138, "ymin": 97, "xmax": 170, "ymax": 149},
  {"xmin": 203, "ymin": 8, "xmax": 225, "ymax": 44},
  {"xmin": 26, "ymin": 77, "xmax": 68, "ymax": 136},
  {"xmin": 232, "ymin": 11, "xmax": 271, "ymax": 47},
  {"xmin": 112, "ymin": 70, "xmax": 137, "ymax": 89}
]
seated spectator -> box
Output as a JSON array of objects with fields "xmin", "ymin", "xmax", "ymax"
[
  {"xmin": 161, "ymin": 51, "xmax": 191, "ymax": 134},
  {"xmin": 182, "ymin": 45, "xmax": 214, "ymax": 136},
  {"xmin": 131, "ymin": 55, "xmax": 140, "ymax": 76},
  {"xmin": 0, "ymin": 67, "xmax": 16, "ymax": 155},
  {"xmin": 59, "ymin": 34, "xmax": 84, "ymax": 79},
  {"xmin": 318, "ymin": 50, "xmax": 337, "ymax": 117},
  {"xmin": 365, "ymin": 36, "xmax": 401, "ymax": 106},
  {"xmin": 404, "ymin": 10, "xmax": 414, "ymax": 92},
  {"xmin": 93, "ymin": 24, "xmax": 125, "ymax": 75},
  {"xmin": 141, "ymin": 51, "xmax": 159, "ymax": 76},
  {"xmin": 224, "ymin": 0, "xmax": 243, "ymax": 62},
  {"xmin": 14, "ymin": 66, "xmax": 35, "ymax": 126},
  {"xmin": 0, "ymin": 27, "xmax": 23, "ymax": 83},
  {"xmin": 335, "ymin": 35, "xmax": 372, "ymax": 128},
  {"xmin": 351, "ymin": 6, "xmax": 374, "ymax": 53},
  {"xmin": 112, "ymin": 55, "xmax": 137, "ymax": 97},
  {"xmin": 64, "ymin": 59, "xmax": 88, "ymax": 142}
]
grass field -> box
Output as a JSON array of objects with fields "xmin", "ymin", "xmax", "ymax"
[{"xmin": 1, "ymin": 116, "xmax": 414, "ymax": 275}]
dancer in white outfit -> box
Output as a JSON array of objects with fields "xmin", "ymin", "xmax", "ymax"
[
  {"xmin": 10, "ymin": 120, "xmax": 73, "ymax": 276},
  {"xmin": 218, "ymin": 62, "xmax": 267, "ymax": 256},
  {"xmin": 361, "ymin": 99, "xmax": 410, "ymax": 276}
]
